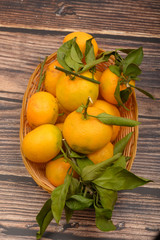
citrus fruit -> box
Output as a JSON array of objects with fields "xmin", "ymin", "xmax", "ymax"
[
  {"xmin": 99, "ymin": 68, "xmax": 135, "ymax": 105},
  {"xmin": 87, "ymin": 142, "xmax": 113, "ymax": 164},
  {"xmin": 63, "ymin": 107, "xmax": 113, "ymax": 154},
  {"xmin": 22, "ymin": 124, "xmax": 62, "ymax": 163},
  {"xmin": 27, "ymin": 91, "xmax": 58, "ymax": 128},
  {"xmin": 93, "ymin": 99, "xmax": 120, "ymax": 142},
  {"xmin": 44, "ymin": 60, "xmax": 64, "ymax": 97},
  {"xmin": 55, "ymin": 122, "xmax": 64, "ymax": 132},
  {"xmin": 46, "ymin": 157, "xmax": 73, "ymax": 187},
  {"xmin": 63, "ymin": 31, "xmax": 98, "ymax": 56},
  {"xmin": 56, "ymin": 101, "xmax": 70, "ymax": 123},
  {"xmin": 56, "ymin": 71, "xmax": 99, "ymax": 112},
  {"xmin": 94, "ymin": 70, "xmax": 103, "ymax": 81}
]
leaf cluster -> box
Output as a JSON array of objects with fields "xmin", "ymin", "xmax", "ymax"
[
  {"xmin": 35, "ymin": 37, "xmax": 154, "ymax": 239},
  {"xmin": 109, "ymin": 48, "xmax": 154, "ymax": 108},
  {"xmin": 56, "ymin": 37, "xmax": 113, "ymax": 80},
  {"xmin": 36, "ymin": 133, "xmax": 151, "ymax": 239},
  {"xmin": 56, "ymin": 39, "xmax": 155, "ymax": 109},
  {"xmin": 37, "ymin": 39, "xmax": 154, "ymax": 105}
]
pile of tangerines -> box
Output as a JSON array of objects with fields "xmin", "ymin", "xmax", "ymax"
[{"xmin": 22, "ymin": 32, "xmax": 135, "ymax": 187}]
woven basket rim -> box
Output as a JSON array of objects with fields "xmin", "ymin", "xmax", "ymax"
[{"xmin": 19, "ymin": 49, "xmax": 139, "ymax": 193}]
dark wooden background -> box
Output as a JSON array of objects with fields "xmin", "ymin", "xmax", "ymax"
[{"xmin": 0, "ymin": 0, "xmax": 160, "ymax": 239}]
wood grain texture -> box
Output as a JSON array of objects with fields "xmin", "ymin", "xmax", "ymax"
[
  {"xmin": 0, "ymin": 0, "xmax": 160, "ymax": 37},
  {"xmin": 0, "ymin": 0, "xmax": 160, "ymax": 239}
]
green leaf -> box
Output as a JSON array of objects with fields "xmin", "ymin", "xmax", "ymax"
[
  {"xmin": 96, "ymin": 218, "xmax": 116, "ymax": 232},
  {"xmin": 85, "ymin": 38, "xmax": 96, "ymax": 64},
  {"xmin": 93, "ymin": 112, "xmax": 140, "ymax": 126},
  {"xmin": 51, "ymin": 153, "xmax": 64, "ymax": 161},
  {"xmin": 80, "ymin": 51, "xmax": 114, "ymax": 74},
  {"xmin": 80, "ymin": 57, "xmax": 105, "ymax": 73},
  {"xmin": 96, "ymin": 186, "xmax": 117, "ymax": 210},
  {"xmin": 76, "ymin": 157, "xmax": 94, "ymax": 172},
  {"xmin": 96, "ymin": 217, "xmax": 116, "ymax": 232},
  {"xmin": 71, "ymin": 40, "xmax": 83, "ymax": 63},
  {"xmin": 114, "ymin": 80, "xmax": 129, "ymax": 110},
  {"xmin": 95, "ymin": 204, "xmax": 112, "ymax": 219},
  {"xmin": 81, "ymin": 153, "xmax": 122, "ymax": 182},
  {"xmin": 124, "ymin": 63, "xmax": 141, "ymax": 77},
  {"xmin": 123, "ymin": 47, "xmax": 143, "ymax": 72},
  {"xmin": 67, "ymin": 162, "xmax": 80, "ymax": 176},
  {"xmin": 113, "ymin": 155, "xmax": 127, "ymax": 168},
  {"xmin": 51, "ymin": 172, "xmax": 72, "ymax": 224},
  {"xmin": 65, "ymin": 51, "xmax": 83, "ymax": 72},
  {"xmin": 36, "ymin": 198, "xmax": 53, "ymax": 239},
  {"xmin": 69, "ymin": 151, "xmax": 86, "ymax": 159},
  {"xmin": 118, "ymin": 48, "xmax": 135, "ymax": 54},
  {"xmin": 133, "ymin": 77, "xmax": 140, "ymax": 81},
  {"xmin": 94, "ymin": 205, "xmax": 116, "ymax": 231},
  {"xmin": 63, "ymin": 139, "xmax": 86, "ymax": 159},
  {"xmin": 114, "ymin": 132, "xmax": 133, "ymax": 155},
  {"xmin": 65, "ymin": 206, "xmax": 74, "ymax": 223},
  {"xmin": 66, "ymin": 195, "xmax": 93, "ymax": 210},
  {"xmin": 57, "ymin": 38, "xmax": 75, "ymax": 71},
  {"xmin": 67, "ymin": 177, "xmax": 80, "ymax": 199},
  {"xmin": 93, "ymin": 166, "xmax": 152, "ymax": 191},
  {"xmin": 120, "ymin": 87, "xmax": 132, "ymax": 103},
  {"xmin": 85, "ymin": 38, "xmax": 94, "ymax": 57},
  {"xmin": 60, "ymin": 147, "xmax": 81, "ymax": 175},
  {"xmin": 130, "ymin": 84, "xmax": 155, "ymax": 100},
  {"xmin": 101, "ymin": 50, "xmax": 115, "ymax": 58},
  {"xmin": 109, "ymin": 65, "xmax": 121, "ymax": 77}
]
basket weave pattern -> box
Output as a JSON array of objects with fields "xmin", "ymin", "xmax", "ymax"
[{"xmin": 20, "ymin": 50, "xmax": 138, "ymax": 193}]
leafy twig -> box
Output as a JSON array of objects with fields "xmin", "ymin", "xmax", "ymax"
[
  {"xmin": 55, "ymin": 66, "xmax": 100, "ymax": 84},
  {"xmin": 36, "ymin": 135, "xmax": 151, "ymax": 238}
]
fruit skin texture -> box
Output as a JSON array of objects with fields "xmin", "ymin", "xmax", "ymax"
[
  {"xmin": 22, "ymin": 124, "xmax": 62, "ymax": 163},
  {"xmin": 94, "ymin": 70, "xmax": 103, "ymax": 81},
  {"xmin": 100, "ymin": 68, "xmax": 119, "ymax": 105},
  {"xmin": 56, "ymin": 71, "xmax": 99, "ymax": 112},
  {"xmin": 46, "ymin": 157, "xmax": 72, "ymax": 187},
  {"xmin": 100, "ymin": 68, "xmax": 135, "ymax": 105},
  {"xmin": 63, "ymin": 107, "xmax": 113, "ymax": 154},
  {"xmin": 27, "ymin": 91, "xmax": 58, "ymax": 128},
  {"xmin": 93, "ymin": 99, "xmax": 120, "ymax": 142},
  {"xmin": 44, "ymin": 60, "xmax": 64, "ymax": 97},
  {"xmin": 63, "ymin": 31, "xmax": 98, "ymax": 56},
  {"xmin": 87, "ymin": 142, "xmax": 113, "ymax": 164},
  {"xmin": 55, "ymin": 122, "xmax": 64, "ymax": 132},
  {"xmin": 56, "ymin": 101, "xmax": 70, "ymax": 123}
]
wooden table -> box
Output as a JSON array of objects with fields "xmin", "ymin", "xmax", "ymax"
[{"xmin": 0, "ymin": 0, "xmax": 160, "ymax": 239}]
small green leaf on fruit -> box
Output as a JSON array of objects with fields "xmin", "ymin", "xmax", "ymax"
[{"xmin": 109, "ymin": 65, "xmax": 121, "ymax": 77}]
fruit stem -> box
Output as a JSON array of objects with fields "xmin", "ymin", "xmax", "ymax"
[
  {"xmin": 55, "ymin": 66, "xmax": 100, "ymax": 84},
  {"xmin": 83, "ymin": 186, "xmax": 93, "ymax": 197},
  {"xmin": 63, "ymin": 139, "xmax": 72, "ymax": 156},
  {"xmin": 60, "ymin": 145, "xmax": 81, "ymax": 175},
  {"xmin": 83, "ymin": 97, "xmax": 92, "ymax": 120}
]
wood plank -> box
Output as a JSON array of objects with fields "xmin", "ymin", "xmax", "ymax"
[
  {"xmin": 0, "ymin": 0, "xmax": 160, "ymax": 37},
  {"xmin": 0, "ymin": 178, "xmax": 159, "ymax": 240},
  {"xmin": 0, "ymin": 29, "xmax": 159, "ymax": 93},
  {"xmin": 0, "ymin": 29, "xmax": 159, "ymax": 239}
]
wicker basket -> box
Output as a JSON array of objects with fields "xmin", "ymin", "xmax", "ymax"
[{"xmin": 20, "ymin": 49, "xmax": 138, "ymax": 193}]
